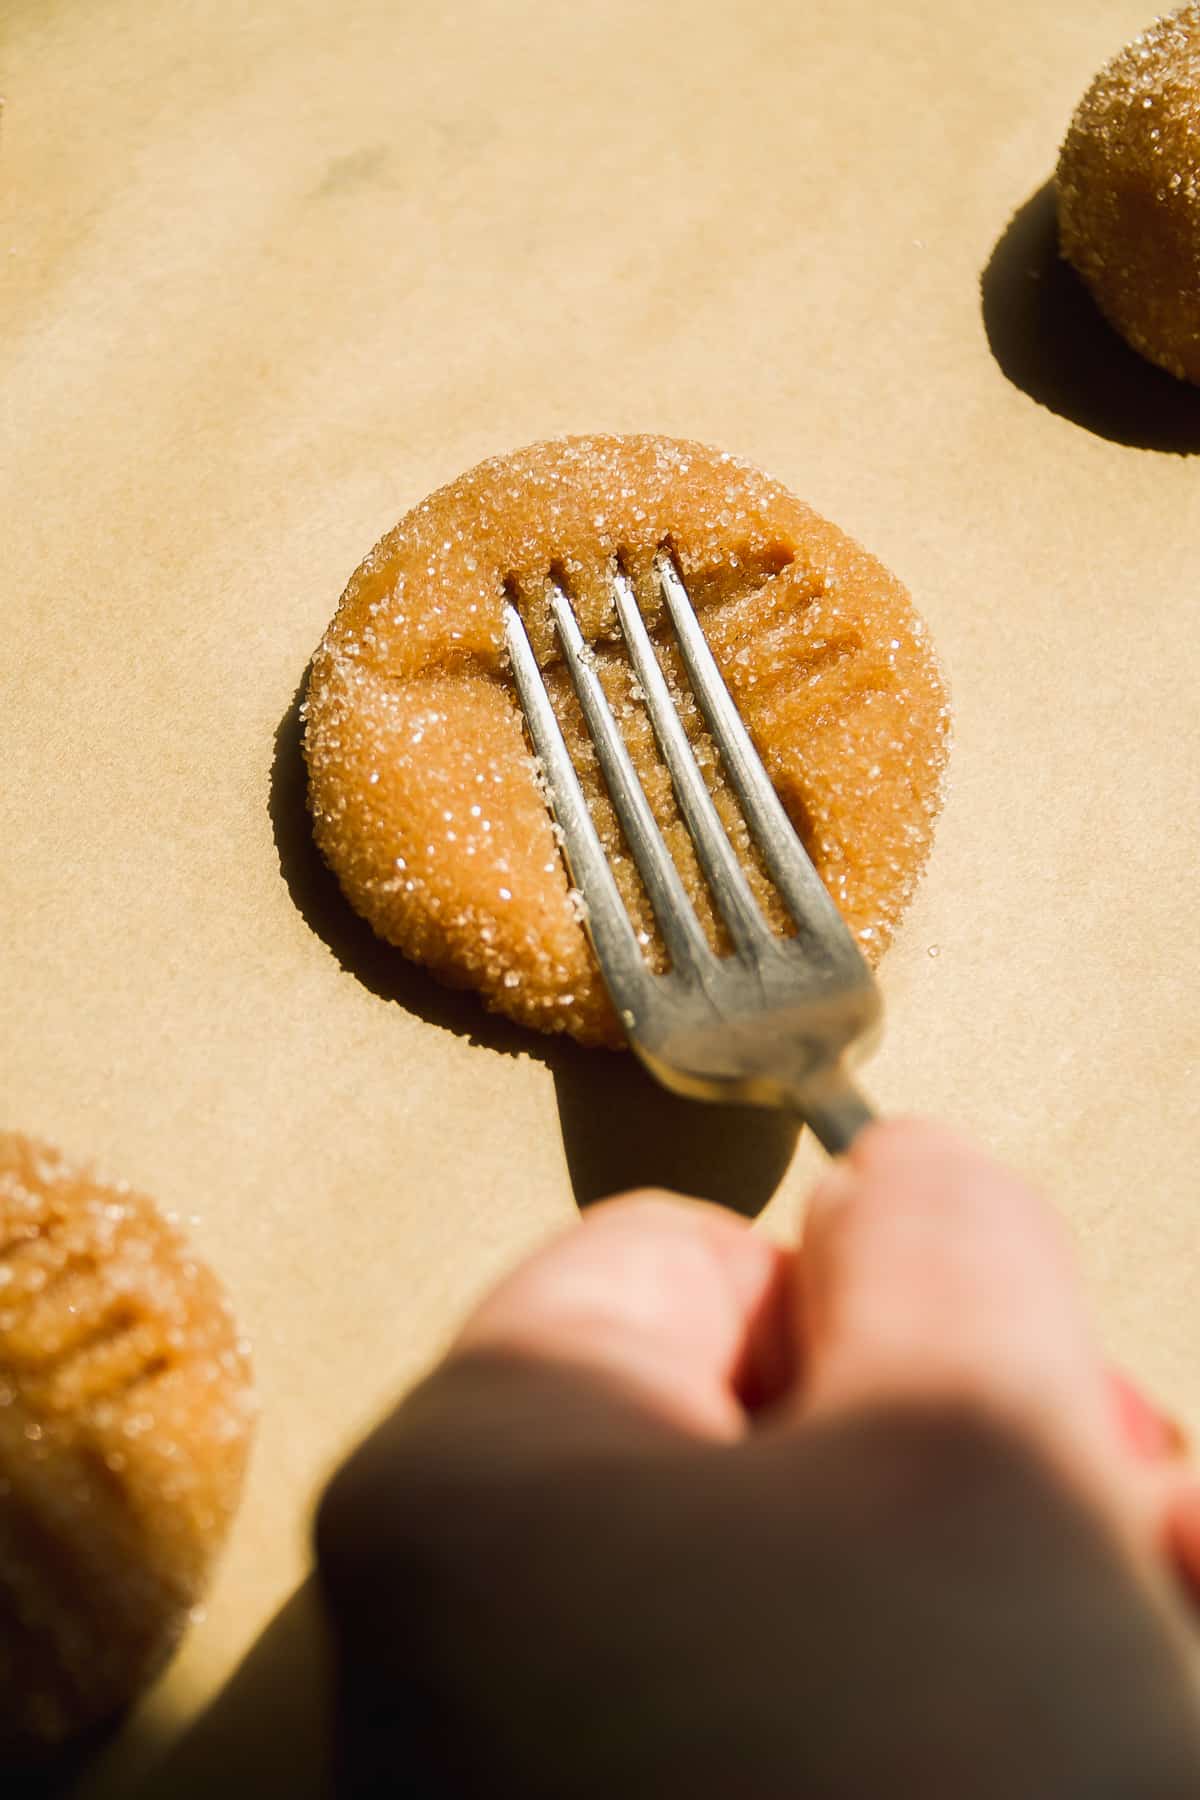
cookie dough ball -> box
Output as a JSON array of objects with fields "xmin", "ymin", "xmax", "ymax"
[
  {"xmin": 305, "ymin": 435, "xmax": 950, "ymax": 1047},
  {"xmin": 0, "ymin": 1133, "xmax": 255, "ymax": 1754},
  {"xmin": 1058, "ymin": 6, "xmax": 1200, "ymax": 382}
]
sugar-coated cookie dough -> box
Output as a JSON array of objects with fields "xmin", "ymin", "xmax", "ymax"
[
  {"xmin": 0, "ymin": 1133, "xmax": 255, "ymax": 1753},
  {"xmin": 305, "ymin": 435, "xmax": 950, "ymax": 1046},
  {"xmin": 1058, "ymin": 6, "xmax": 1200, "ymax": 383}
]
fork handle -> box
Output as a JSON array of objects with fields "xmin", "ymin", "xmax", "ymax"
[{"xmin": 798, "ymin": 1072, "xmax": 876, "ymax": 1157}]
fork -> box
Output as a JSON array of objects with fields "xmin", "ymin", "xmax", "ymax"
[{"xmin": 502, "ymin": 550, "xmax": 881, "ymax": 1156}]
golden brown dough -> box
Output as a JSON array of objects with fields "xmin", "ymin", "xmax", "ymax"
[
  {"xmin": 0, "ymin": 1133, "xmax": 255, "ymax": 1753},
  {"xmin": 305, "ymin": 435, "xmax": 950, "ymax": 1046},
  {"xmin": 1058, "ymin": 6, "xmax": 1200, "ymax": 383}
]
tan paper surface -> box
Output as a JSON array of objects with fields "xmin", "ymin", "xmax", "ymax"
[{"xmin": 3, "ymin": 0, "xmax": 1199, "ymax": 1789}]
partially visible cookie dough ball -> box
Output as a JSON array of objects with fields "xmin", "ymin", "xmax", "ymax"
[
  {"xmin": 1058, "ymin": 7, "xmax": 1200, "ymax": 383},
  {"xmin": 0, "ymin": 1133, "xmax": 255, "ymax": 1754}
]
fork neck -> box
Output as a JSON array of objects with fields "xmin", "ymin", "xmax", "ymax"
[{"xmin": 796, "ymin": 1071, "xmax": 877, "ymax": 1157}]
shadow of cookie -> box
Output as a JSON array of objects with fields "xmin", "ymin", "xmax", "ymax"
[
  {"xmin": 269, "ymin": 675, "xmax": 797, "ymax": 1219},
  {"xmin": 981, "ymin": 180, "xmax": 1200, "ymax": 454}
]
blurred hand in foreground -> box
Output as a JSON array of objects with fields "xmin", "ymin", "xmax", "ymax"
[{"xmin": 317, "ymin": 1120, "xmax": 1200, "ymax": 1799}]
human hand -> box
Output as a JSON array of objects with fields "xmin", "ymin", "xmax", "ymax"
[{"xmin": 317, "ymin": 1121, "xmax": 1200, "ymax": 1799}]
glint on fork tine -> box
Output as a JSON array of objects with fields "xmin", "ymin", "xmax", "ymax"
[{"xmin": 502, "ymin": 551, "xmax": 881, "ymax": 1156}]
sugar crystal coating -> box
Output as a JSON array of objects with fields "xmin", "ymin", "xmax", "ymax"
[
  {"xmin": 0, "ymin": 1133, "xmax": 255, "ymax": 1752},
  {"xmin": 304, "ymin": 435, "xmax": 950, "ymax": 1046},
  {"xmin": 1057, "ymin": 6, "xmax": 1200, "ymax": 383}
]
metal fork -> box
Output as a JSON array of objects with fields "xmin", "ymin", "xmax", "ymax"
[{"xmin": 502, "ymin": 550, "xmax": 881, "ymax": 1156}]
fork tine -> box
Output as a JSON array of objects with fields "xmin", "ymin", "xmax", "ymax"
[
  {"xmin": 654, "ymin": 550, "xmax": 865, "ymax": 971},
  {"xmin": 502, "ymin": 600, "xmax": 650, "ymax": 1018},
  {"xmin": 540, "ymin": 581, "xmax": 714, "ymax": 980},
  {"xmin": 609, "ymin": 566, "xmax": 768, "ymax": 957}
]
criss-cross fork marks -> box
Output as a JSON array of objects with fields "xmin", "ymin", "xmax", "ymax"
[
  {"xmin": 503, "ymin": 551, "xmax": 881, "ymax": 1154},
  {"xmin": 0, "ymin": 1208, "xmax": 175, "ymax": 1405}
]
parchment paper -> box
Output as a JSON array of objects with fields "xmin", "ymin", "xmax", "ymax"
[{"xmin": 2, "ymin": 1, "xmax": 1198, "ymax": 1790}]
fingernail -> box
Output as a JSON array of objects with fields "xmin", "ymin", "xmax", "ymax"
[{"xmin": 1110, "ymin": 1369, "xmax": 1190, "ymax": 1463}]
